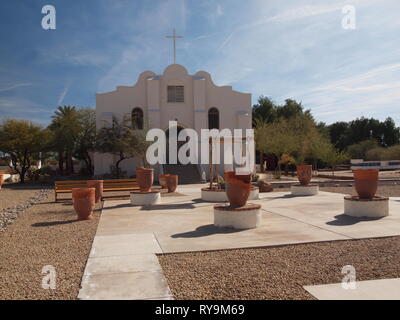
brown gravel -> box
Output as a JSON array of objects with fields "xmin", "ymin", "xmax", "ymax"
[
  {"xmin": 158, "ymin": 237, "xmax": 400, "ymax": 300},
  {"xmin": 0, "ymin": 185, "xmax": 41, "ymax": 211},
  {"xmin": 0, "ymin": 192, "xmax": 100, "ymax": 300},
  {"xmin": 159, "ymin": 184, "xmax": 400, "ymax": 300}
]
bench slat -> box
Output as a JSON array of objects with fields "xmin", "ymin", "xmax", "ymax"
[{"xmin": 54, "ymin": 179, "xmax": 140, "ymax": 201}]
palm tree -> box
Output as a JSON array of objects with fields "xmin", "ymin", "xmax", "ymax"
[{"xmin": 48, "ymin": 106, "xmax": 80, "ymax": 175}]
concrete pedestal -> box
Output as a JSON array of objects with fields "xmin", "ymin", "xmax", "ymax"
[
  {"xmin": 130, "ymin": 191, "xmax": 161, "ymax": 206},
  {"xmin": 249, "ymin": 187, "xmax": 260, "ymax": 200},
  {"xmin": 344, "ymin": 196, "xmax": 389, "ymax": 218},
  {"xmin": 291, "ymin": 184, "xmax": 319, "ymax": 196},
  {"xmin": 202, "ymin": 187, "xmax": 259, "ymax": 202},
  {"xmin": 214, "ymin": 203, "xmax": 262, "ymax": 229}
]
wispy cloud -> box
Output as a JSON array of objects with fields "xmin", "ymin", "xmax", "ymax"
[
  {"xmin": 216, "ymin": 4, "xmax": 223, "ymax": 17},
  {"xmin": 217, "ymin": 32, "xmax": 234, "ymax": 52},
  {"xmin": 0, "ymin": 96, "xmax": 52, "ymax": 125},
  {"xmin": 57, "ymin": 81, "xmax": 71, "ymax": 105},
  {"xmin": 97, "ymin": 0, "xmax": 188, "ymax": 92},
  {"xmin": 281, "ymin": 62, "xmax": 400, "ymax": 123},
  {"xmin": 309, "ymin": 63, "xmax": 400, "ymax": 93},
  {"xmin": 1, "ymin": 0, "xmax": 399, "ymax": 125},
  {"xmin": 0, "ymin": 83, "xmax": 32, "ymax": 93}
]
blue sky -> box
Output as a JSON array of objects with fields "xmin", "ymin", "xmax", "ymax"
[{"xmin": 0, "ymin": 0, "xmax": 399, "ymax": 126}]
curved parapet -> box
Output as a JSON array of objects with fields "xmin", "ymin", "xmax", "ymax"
[
  {"xmin": 193, "ymin": 70, "xmax": 250, "ymax": 95},
  {"xmin": 97, "ymin": 70, "xmax": 156, "ymax": 95}
]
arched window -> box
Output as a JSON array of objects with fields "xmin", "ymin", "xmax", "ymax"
[
  {"xmin": 208, "ymin": 107, "xmax": 219, "ymax": 129},
  {"xmin": 132, "ymin": 107, "xmax": 144, "ymax": 129}
]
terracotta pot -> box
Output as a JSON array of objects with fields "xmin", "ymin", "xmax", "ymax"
[
  {"xmin": 296, "ymin": 165, "xmax": 312, "ymax": 185},
  {"xmin": 224, "ymin": 171, "xmax": 251, "ymax": 207},
  {"xmin": 354, "ymin": 169, "xmax": 379, "ymax": 199},
  {"xmin": 72, "ymin": 188, "xmax": 95, "ymax": 220},
  {"xmin": 159, "ymin": 174, "xmax": 169, "ymax": 189},
  {"xmin": 166, "ymin": 174, "xmax": 178, "ymax": 193},
  {"xmin": 136, "ymin": 168, "xmax": 154, "ymax": 192},
  {"xmin": 87, "ymin": 180, "xmax": 103, "ymax": 204},
  {"xmin": 0, "ymin": 174, "xmax": 4, "ymax": 190}
]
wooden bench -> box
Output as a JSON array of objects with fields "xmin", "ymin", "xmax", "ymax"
[
  {"xmin": 54, "ymin": 179, "xmax": 139, "ymax": 202},
  {"xmin": 0, "ymin": 168, "xmax": 16, "ymax": 174}
]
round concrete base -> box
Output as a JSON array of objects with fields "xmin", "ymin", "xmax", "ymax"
[
  {"xmin": 291, "ymin": 184, "xmax": 319, "ymax": 196},
  {"xmin": 214, "ymin": 203, "xmax": 262, "ymax": 229},
  {"xmin": 249, "ymin": 187, "xmax": 260, "ymax": 200},
  {"xmin": 344, "ymin": 196, "xmax": 389, "ymax": 218},
  {"xmin": 201, "ymin": 188, "xmax": 227, "ymax": 202},
  {"xmin": 130, "ymin": 191, "xmax": 161, "ymax": 206},
  {"xmin": 202, "ymin": 187, "xmax": 259, "ymax": 202}
]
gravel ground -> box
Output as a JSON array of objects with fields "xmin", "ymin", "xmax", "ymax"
[
  {"xmin": 158, "ymin": 184, "xmax": 400, "ymax": 300},
  {"xmin": 0, "ymin": 185, "xmax": 42, "ymax": 211},
  {"xmin": 158, "ymin": 236, "xmax": 400, "ymax": 300},
  {"xmin": 0, "ymin": 189, "xmax": 50, "ymax": 232},
  {"xmin": 0, "ymin": 192, "xmax": 100, "ymax": 300}
]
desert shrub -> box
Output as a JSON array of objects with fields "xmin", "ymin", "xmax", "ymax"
[
  {"xmin": 347, "ymin": 139, "xmax": 379, "ymax": 159},
  {"xmin": 365, "ymin": 147, "xmax": 387, "ymax": 161},
  {"xmin": 365, "ymin": 144, "xmax": 400, "ymax": 161},
  {"xmin": 385, "ymin": 145, "xmax": 400, "ymax": 160}
]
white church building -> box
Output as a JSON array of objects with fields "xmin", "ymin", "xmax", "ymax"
[{"xmin": 94, "ymin": 64, "xmax": 252, "ymax": 181}]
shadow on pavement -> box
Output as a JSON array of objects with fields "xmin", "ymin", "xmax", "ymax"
[
  {"xmin": 171, "ymin": 224, "xmax": 244, "ymax": 238},
  {"xmin": 141, "ymin": 203, "xmax": 196, "ymax": 211},
  {"xmin": 327, "ymin": 213, "xmax": 384, "ymax": 226}
]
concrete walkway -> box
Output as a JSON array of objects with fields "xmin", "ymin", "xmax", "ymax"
[
  {"xmin": 304, "ymin": 278, "xmax": 400, "ymax": 300},
  {"xmin": 79, "ymin": 186, "xmax": 400, "ymax": 299}
]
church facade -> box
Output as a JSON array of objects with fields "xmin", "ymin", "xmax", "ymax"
[{"xmin": 94, "ymin": 64, "xmax": 252, "ymax": 178}]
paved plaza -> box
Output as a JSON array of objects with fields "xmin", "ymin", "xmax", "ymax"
[{"xmin": 78, "ymin": 186, "xmax": 400, "ymax": 300}]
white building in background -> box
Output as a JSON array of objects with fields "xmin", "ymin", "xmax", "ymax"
[{"xmin": 94, "ymin": 64, "xmax": 252, "ymax": 180}]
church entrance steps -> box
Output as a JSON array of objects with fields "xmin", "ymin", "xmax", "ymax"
[{"xmin": 163, "ymin": 164, "xmax": 201, "ymax": 184}]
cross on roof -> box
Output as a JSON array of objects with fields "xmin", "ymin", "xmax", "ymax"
[{"xmin": 166, "ymin": 28, "xmax": 183, "ymax": 64}]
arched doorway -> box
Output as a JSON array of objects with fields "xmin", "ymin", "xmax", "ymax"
[
  {"xmin": 208, "ymin": 107, "xmax": 219, "ymax": 129},
  {"xmin": 163, "ymin": 124, "xmax": 201, "ymax": 184},
  {"xmin": 132, "ymin": 107, "xmax": 144, "ymax": 129},
  {"xmin": 165, "ymin": 125, "xmax": 186, "ymax": 164}
]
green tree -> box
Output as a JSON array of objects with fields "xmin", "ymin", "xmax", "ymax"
[
  {"xmin": 322, "ymin": 146, "xmax": 349, "ymax": 176},
  {"xmin": 74, "ymin": 108, "xmax": 96, "ymax": 175},
  {"xmin": 48, "ymin": 106, "xmax": 81, "ymax": 175},
  {"xmin": 252, "ymin": 96, "xmax": 316, "ymax": 171},
  {"xmin": 255, "ymin": 115, "xmax": 337, "ymax": 171},
  {"xmin": 0, "ymin": 120, "xmax": 51, "ymax": 183},
  {"xmin": 328, "ymin": 121, "xmax": 349, "ymax": 150},
  {"xmin": 96, "ymin": 116, "xmax": 152, "ymax": 177},
  {"xmin": 329, "ymin": 117, "xmax": 400, "ymax": 150},
  {"xmin": 254, "ymin": 118, "xmax": 298, "ymax": 161},
  {"xmin": 252, "ymin": 96, "xmax": 277, "ymax": 125}
]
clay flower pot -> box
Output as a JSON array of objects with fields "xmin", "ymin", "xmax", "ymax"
[
  {"xmin": 354, "ymin": 169, "xmax": 379, "ymax": 199},
  {"xmin": 296, "ymin": 165, "xmax": 312, "ymax": 185},
  {"xmin": 224, "ymin": 171, "xmax": 251, "ymax": 207},
  {"xmin": 166, "ymin": 174, "xmax": 178, "ymax": 193},
  {"xmin": 136, "ymin": 168, "xmax": 154, "ymax": 192},
  {"xmin": 87, "ymin": 180, "xmax": 103, "ymax": 204},
  {"xmin": 72, "ymin": 188, "xmax": 95, "ymax": 220},
  {"xmin": 159, "ymin": 174, "xmax": 169, "ymax": 189},
  {"xmin": 0, "ymin": 174, "xmax": 4, "ymax": 190}
]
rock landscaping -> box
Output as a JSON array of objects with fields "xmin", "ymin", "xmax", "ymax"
[
  {"xmin": 158, "ymin": 236, "xmax": 400, "ymax": 300},
  {"xmin": 0, "ymin": 191, "xmax": 101, "ymax": 300},
  {"xmin": 0, "ymin": 188, "xmax": 50, "ymax": 232}
]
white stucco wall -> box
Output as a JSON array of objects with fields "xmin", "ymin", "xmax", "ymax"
[{"xmin": 94, "ymin": 64, "xmax": 252, "ymax": 177}]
